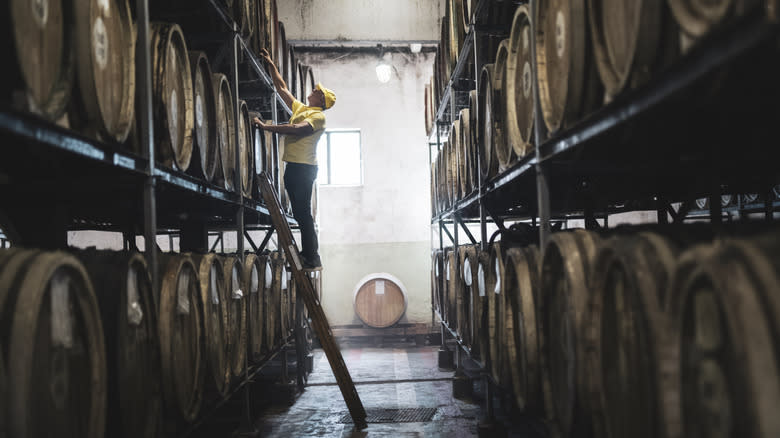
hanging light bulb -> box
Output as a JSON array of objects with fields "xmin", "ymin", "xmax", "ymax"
[
  {"xmin": 375, "ymin": 62, "xmax": 392, "ymax": 83},
  {"xmin": 375, "ymin": 44, "xmax": 393, "ymax": 83}
]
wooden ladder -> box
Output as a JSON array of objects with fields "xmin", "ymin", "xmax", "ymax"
[{"xmin": 259, "ymin": 173, "xmax": 367, "ymax": 429}]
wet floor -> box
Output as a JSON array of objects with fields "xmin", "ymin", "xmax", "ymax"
[{"xmin": 254, "ymin": 345, "xmax": 482, "ymax": 437}]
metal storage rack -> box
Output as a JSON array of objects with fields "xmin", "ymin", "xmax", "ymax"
[
  {"xmin": 429, "ymin": 0, "xmax": 780, "ymax": 426},
  {"xmin": 0, "ymin": 0, "xmax": 306, "ymax": 435},
  {"xmin": 431, "ymin": 0, "xmax": 780, "ymax": 254}
]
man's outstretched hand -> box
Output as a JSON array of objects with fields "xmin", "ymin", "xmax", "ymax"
[
  {"xmin": 259, "ymin": 48, "xmax": 273, "ymax": 66},
  {"xmin": 253, "ymin": 117, "xmax": 267, "ymax": 129}
]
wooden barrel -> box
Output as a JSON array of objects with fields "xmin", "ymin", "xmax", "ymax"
[
  {"xmin": 238, "ymin": 100, "xmax": 254, "ymax": 198},
  {"xmin": 458, "ymin": 108, "xmax": 473, "ymax": 198},
  {"xmin": 668, "ymin": 0, "xmax": 760, "ymax": 38},
  {"xmin": 478, "ymin": 64, "xmax": 499, "ymax": 181},
  {"xmin": 191, "ymin": 253, "xmax": 230, "ymax": 398},
  {"xmin": 446, "ymin": 248, "xmax": 459, "ymax": 328},
  {"xmin": 539, "ymin": 230, "xmax": 604, "ymax": 438},
  {"xmin": 502, "ymin": 245, "xmax": 543, "ymax": 414},
  {"xmin": 158, "ymin": 254, "xmax": 204, "ymax": 422},
  {"xmin": 244, "ymin": 253, "xmax": 265, "ymax": 361},
  {"xmin": 447, "ymin": 0, "xmax": 465, "ymax": 74},
  {"xmin": 535, "ymin": 0, "xmax": 602, "ymax": 133},
  {"xmin": 150, "ymin": 23, "xmax": 194, "ymax": 171},
  {"xmin": 4, "ymin": 0, "xmax": 72, "ymax": 120},
  {"xmin": 249, "ymin": 111, "xmax": 266, "ymax": 199},
  {"xmin": 73, "ymin": 0, "xmax": 135, "ymax": 143},
  {"xmin": 222, "ymin": 255, "xmax": 247, "ymax": 378},
  {"xmin": 439, "ymin": 14, "xmax": 452, "ymax": 88},
  {"xmin": 299, "ymin": 64, "xmax": 316, "ymax": 103},
  {"xmin": 432, "ymin": 250, "xmax": 444, "ymax": 316},
  {"xmin": 277, "ymin": 21, "xmax": 288, "ymax": 86},
  {"xmin": 473, "ymin": 249, "xmax": 494, "ymax": 362},
  {"xmin": 663, "ymin": 234, "xmax": 780, "ymax": 438},
  {"xmin": 77, "ymin": 250, "xmax": 162, "ymax": 438},
  {"xmin": 0, "ymin": 250, "xmax": 106, "ymax": 438},
  {"xmin": 213, "ymin": 73, "xmax": 237, "ymax": 191},
  {"xmin": 287, "ymin": 46, "xmax": 298, "ymax": 99},
  {"xmin": 457, "ymin": 245, "xmax": 478, "ymax": 348},
  {"xmin": 488, "ymin": 241, "xmax": 508, "ymax": 384},
  {"xmin": 265, "ymin": 0, "xmax": 279, "ymax": 66},
  {"xmin": 506, "ymin": 5, "xmax": 535, "ymax": 158},
  {"xmin": 250, "ymin": 0, "xmax": 267, "ymax": 54},
  {"xmin": 229, "ymin": 0, "xmax": 252, "ymax": 37},
  {"xmin": 450, "ymin": 119, "xmax": 462, "ymax": 202},
  {"xmin": 353, "ymin": 274, "xmax": 408, "ymax": 328},
  {"xmin": 188, "ymin": 51, "xmax": 218, "ymax": 182},
  {"xmin": 263, "ymin": 119, "xmax": 276, "ymax": 181},
  {"xmin": 588, "ymin": 0, "xmax": 664, "ymax": 100},
  {"xmin": 588, "ymin": 232, "xmax": 682, "ymax": 438},
  {"xmin": 267, "ymin": 252, "xmax": 285, "ymax": 348},
  {"xmin": 493, "ymin": 39, "xmax": 514, "ymax": 172}
]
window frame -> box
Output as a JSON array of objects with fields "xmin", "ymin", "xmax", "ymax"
[{"xmin": 317, "ymin": 128, "xmax": 363, "ymax": 186}]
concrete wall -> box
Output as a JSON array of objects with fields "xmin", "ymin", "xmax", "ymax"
[
  {"xmin": 278, "ymin": 0, "xmax": 443, "ymax": 42},
  {"xmin": 296, "ymin": 50, "xmax": 435, "ymax": 326}
]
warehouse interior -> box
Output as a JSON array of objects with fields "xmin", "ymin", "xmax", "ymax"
[{"xmin": 2, "ymin": 0, "xmax": 780, "ymax": 437}]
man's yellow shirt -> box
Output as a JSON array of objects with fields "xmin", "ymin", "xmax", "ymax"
[{"xmin": 282, "ymin": 99, "xmax": 326, "ymax": 165}]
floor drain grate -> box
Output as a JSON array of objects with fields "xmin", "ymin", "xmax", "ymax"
[{"xmin": 338, "ymin": 407, "xmax": 437, "ymax": 424}]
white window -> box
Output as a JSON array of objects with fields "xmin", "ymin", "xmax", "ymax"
[{"xmin": 316, "ymin": 129, "xmax": 362, "ymax": 186}]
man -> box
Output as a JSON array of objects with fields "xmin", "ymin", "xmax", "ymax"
[{"xmin": 253, "ymin": 49, "xmax": 335, "ymax": 270}]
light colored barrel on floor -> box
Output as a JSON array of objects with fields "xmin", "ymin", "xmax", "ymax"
[{"xmin": 353, "ymin": 273, "xmax": 408, "ymax": 328}]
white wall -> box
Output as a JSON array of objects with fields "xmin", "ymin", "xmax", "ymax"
[
  {"xmin": 278, "ymin": 0, "xmax": 443, "ymax": 42},
  {"xmin": 297, "ymin": 50, "xmax": 435, "ymax": 325}
]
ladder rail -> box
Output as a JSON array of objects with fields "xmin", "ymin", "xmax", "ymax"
[{"xmin": 259, "ymin": 173, "xmax": 368, "ymax": 429}]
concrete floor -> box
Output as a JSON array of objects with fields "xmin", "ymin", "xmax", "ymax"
[{"xmin": 254, "ymin": 345, "xmax": 482, "ymax": 437}]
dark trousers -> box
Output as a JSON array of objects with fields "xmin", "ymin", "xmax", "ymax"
[{"xmin": 284, "ymin": 162, "xmax": 319, "ymax": 259}]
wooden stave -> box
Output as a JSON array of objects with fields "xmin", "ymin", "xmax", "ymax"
[
  {"xmin": 150, "ymin": 22, "xmax": 194, "ymax": 171},
  {"xmin": 502, "ymin": 245, "xmax": 543, "ymax": 414},
  {"xmin": 432, "ymin": 250, "xmax": 443, "ymax": 316},
  {"xmin": 506, "ymin": 5, "xmax": 536, "ymax": 158},
  {"xmin": 535, "ymin": 0, "xmax": 602, "ymax": 134},
  {"xmin": 212, "ymin": 73, "xmax": 237, "ymax": 192},
  {"xmin": 244, "ymin": 253, "xmax": 265, "ymax": 362},
  {"xmin": 233, "ymin": 0, "xmax": 253, "ymax": 38},
  {"xmin": 222, "ymin": 255, "xmax": 247, "ymax": 378},
  {"xmin": 440, "ymin": 13, "xmax": 452, "ymax": 90},
  {"xmin": 238, "ymin": 100, "xmax": 254, "ymax": 198},
  {"xmin": 478, "ymin": 64, "xmax": 499, "ymax": 181},
  {"xmin": 663, "ymin": 235, "xmax": 780, "ymax": 438},
  {"xmin": 493, "ymin": 39, "xmax": 514, "ymax": 172},
  {"xmin": 158, "ymin": 253, "xmax": 204, "ymax": 423},
  {"xmin": 539, "ymin": 229, "xmax": 604, "ymax": 438},
  {"xmin": 73, "ymin": 0, "xmax": 136, "ymax": 143},
  {"xmin": 77, "ymin": 250, "xmax": 163, "ymax": 438},
  {"xmin": 188, "ymin": 51, "xmax": 218, "ymax": 183},
  {"xmin": 262, "ymin": 254, "xmax": 277, "ymax": 351},
  {"xmin": 1, "ymin": 250, "xmax": 107, "ymax": 438},
  {"xmin": 191, "ymin": 253, "xmax": 230, "ymax": 398},
  {"xmin": 6, "ymin": 0, "xmax": 73, "ymax": 121}
]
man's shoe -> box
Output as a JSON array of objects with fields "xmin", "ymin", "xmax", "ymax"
[{"xmin": 302, "ymin": 254, "xmax": 322, "ymax": 271}]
